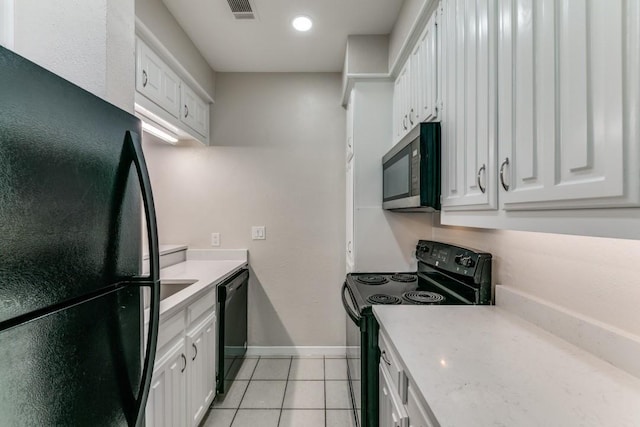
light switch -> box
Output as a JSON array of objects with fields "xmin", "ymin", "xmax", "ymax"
[
  {"xmin": 252, "ymin": 226, "xmax": 266, "ymax": 240},
  {"xmin": 211, "ymin": 232, "xmax": 220, "ymax": 247}
]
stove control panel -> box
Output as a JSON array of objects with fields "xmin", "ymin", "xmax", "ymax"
[
  {"xmin": 416, "ymin": 240, "xmax": 490, "ymax": 279},
  {"xmin": 455, "ymin": 254, "xmax": 475, "ymax": 268}
]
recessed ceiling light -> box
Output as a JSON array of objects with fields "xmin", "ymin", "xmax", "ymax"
[{"xmin": 292, "ymin": 15, "xmax": 312, "ymax": 32}]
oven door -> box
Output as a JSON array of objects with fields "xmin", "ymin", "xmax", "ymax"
[{"xmin": 342, "ymin": 282, "xmax": 362, "ymax": 427}]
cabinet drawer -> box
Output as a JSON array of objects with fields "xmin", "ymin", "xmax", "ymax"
[
  {"xmin": 379, "ymin": 330, "xmax": 407, "ymax": 402},
  {"xmin": 156, "ymin": 310, "xmax": 186, "ymax": 353},
  {"xmin": 187, "ymin": 288, "xmax": 215, "ymax": 325}
]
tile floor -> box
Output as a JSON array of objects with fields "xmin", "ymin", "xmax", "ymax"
[{"xmin": 201, "ymin": 356, "xmax": 360, "ymax": 427}]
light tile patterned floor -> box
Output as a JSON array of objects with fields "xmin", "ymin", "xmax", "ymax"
[{"xmin": 202, "ymin": 356, "xmax": 358, "ymax": 427}]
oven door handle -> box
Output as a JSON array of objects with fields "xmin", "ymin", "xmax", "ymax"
[{"xmin": 342, "ymin": 282, "xmax": 361, "ymax": 324}]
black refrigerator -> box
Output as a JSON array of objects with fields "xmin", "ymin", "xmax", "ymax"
[{"xmin": 0, "ymin": 47, "xmax": 161, "ymax": 426}]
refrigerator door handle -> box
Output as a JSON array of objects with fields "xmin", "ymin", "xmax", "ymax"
[{"xmin": 125, "ymin": 130, "xmax": 161, "ymax": 426}]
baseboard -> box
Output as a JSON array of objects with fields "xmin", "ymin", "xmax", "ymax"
[
  {"xmin": 245, "ymin": 346, "xmax": 353, "ymax": 357},
  {"xmin": 496, "ymin": 285, "xmax": 640, "ymax": 378}
]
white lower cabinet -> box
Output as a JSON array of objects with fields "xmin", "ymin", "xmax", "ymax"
[
  {"xmin": 379, "ymin": 330, "xmax": 436, "ymax": 427},
  {"xmin": 146, "ymin": 339, "xmax": 187, "ymax": 427},
  {"xmin": 186, "ymin": 314, "xmax": 216, "ymax": 427},
  {"xmin": 379, "ymin": 364, "xmax": 409, "ymax": 427},
  {"xmin": 146, "ymin": 290, "xmax": 216, "ymax": 427}
]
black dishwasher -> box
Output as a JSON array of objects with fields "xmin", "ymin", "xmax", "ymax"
[{"xmin": 216, "ymin": 268, "xmax": 249, "ymax": 395}]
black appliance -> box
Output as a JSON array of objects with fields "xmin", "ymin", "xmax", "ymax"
[
  {"xmin": 342, "ymin": 240, "xmax": 492, "ymax": 427},
  {"xmin": 0, "ymin": 47, "xmax": 161, "ymax": 425},
  {"xmin": 216, "ymin": 268, "xmax": 249, "ymax": 395},
  {"xmin": 382, "ymin": 122, "xmax": 441, "ymax": 211}
]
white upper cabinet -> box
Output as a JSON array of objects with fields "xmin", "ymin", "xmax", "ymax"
[
  {"xmin": 180, "ymin": 83, "xmax": 209, "ymax": 138},
  {"xmin": 135, "ymin": 35, "xmax": 211, "ymax": 145},
  {"xmin": 393, "ymin": 62, "xmax": 412, "ymax": 143},
  {"xmin": 441, "ymin": 0, "xmax": 498, "ymax": 211},
  {"xmin": 412, "ymin": 12, "xmax": 440, "ymax": 125},
  {"xmin": 136, "ymin": 39, "xmax": 181, "ymax": 118},
  {"xmin": 393, "ymin": 11, "xmax": 441, "ymax": 145},
  {"xmin": 497, "ymin": 0, "xmax": 640, "ymax": 210}
]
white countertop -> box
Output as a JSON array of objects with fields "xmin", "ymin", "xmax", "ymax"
[
  {"xmin": 373, "ymin": 306, "xmax": 640, "ymax": 427},
  {"xmin": 144, "ymin": 249, "xmax": 248, "ymax": 322}
]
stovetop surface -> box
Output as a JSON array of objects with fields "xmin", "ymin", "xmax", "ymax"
[{"xmin": 346, "ymin": 272, "xmax": 471, "ymax": 309}]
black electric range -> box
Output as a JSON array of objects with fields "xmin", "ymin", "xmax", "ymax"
[{"xmin": 342, "ymin": 240, "xmax": 493, "ymax": 427}]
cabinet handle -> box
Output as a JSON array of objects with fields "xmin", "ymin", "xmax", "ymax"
[
  {"xmin": 181, "ymin": 354, "xmax": 187, "ymax": 373},
  {"xmin": 347, "ymin": 241, "xmax": 352, "ymax": 254},
  {"xmin": 142, "ymin": 70, "xmax": 148, "ymax": 87},
  {"xmin": 192, "ymin": 343, "xmax": 198, "ymax": 361},
  {"xmin": 381, "ymin": 350, "xmax": 392, "ymax": 366},
  {"xmin": 476, "ymin": 164, "xmax": 486, "ymax": 194},
  {"xmin": 499, "ymin": 157, "xmax": 510, "ymax": 191},
  {"xmin": 409, "ymin": 109, "xmax": 414, "ymax": 126},
  {"xmin": 403, "ymin": 115, "xmax": 408, "ymax": 131},
  {"xmin": 184, "ymin": 105, "xmax": 189, "ymax": 118}
]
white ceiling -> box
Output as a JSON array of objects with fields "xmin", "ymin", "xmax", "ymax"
[{"xmin": 162, "ymin": 0, "xmax": 404, "ymax": 72}]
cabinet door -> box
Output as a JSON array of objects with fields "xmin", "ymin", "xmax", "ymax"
[
  {"xmin": 498, "ymin": 0, "xmax": 639, "ymax": 210},
  {"xmin": 347, "ymin": 90, "xmax": 354, "ymax": 163},
  {"xmin": 346, "ymin": 160, "xmax": 354, "ymax": 273},
  {"xmin": 410, "ymin": 34, "xmax": 424, "ymax": 127},
  {"xmin": 136, "ymin": 39, "xmax": 181, "ymax": 118},
  {"xmin": 393, "ymin": 71, "xmax": 404, "ymax": 143},
  {"xmin": 441, "ymin": 0, "xmax": 498, "ymax": 211},
  {"xmin": 379, "ymin": 364, "xmax": 409, "ymax": 427},
  {"xmin": 415, "ymin": 12, "xmax": 439, "ymax": 123},
  {"xmin": 145, "ymin": 340, "xmax": 187, "ymax": 427},
  {"xmin": 186, "ymin": 314, "xmax": 216, "ymax": 427},
  {"xmin": 180, "ymin": 83, "xmax": 209, "ymax": 138}
]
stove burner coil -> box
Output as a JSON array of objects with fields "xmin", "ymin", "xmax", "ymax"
[
  {"xmin": 403, "ymin": 291, "xmax": 445, "ymax": 305},
  {"xmin": 367, "ymin": 294, "xmax": 402, "ymax": 305},
  {"xmin": 391, "ymin": 273, "xmax": 417, "ymax": 283},
  {"xmin": 356, "ymin": 275, "xmax": 388, "ymax": 285}
]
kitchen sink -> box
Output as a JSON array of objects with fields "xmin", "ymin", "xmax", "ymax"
[{"xmin": 160, "ymin": 279, "xmax": 198, "ymax": 300}]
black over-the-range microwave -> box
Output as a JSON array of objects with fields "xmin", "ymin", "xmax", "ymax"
[{"xmin": 382, "ymin": 122, "xmax": 441, "ymax": 211}]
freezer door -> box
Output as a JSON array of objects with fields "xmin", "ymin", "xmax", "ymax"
[
  {"xmin": 0, "ymin": 287, "xmax": 142, "ymax": 426},
  {"xmin": 0, "ymin": 46, "xmax": 142, "ymax": 324}
]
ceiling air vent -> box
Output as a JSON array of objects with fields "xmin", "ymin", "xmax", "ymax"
[{"xmin": 227, "ymin": 0, "xmax": 256, "ymax": 20}]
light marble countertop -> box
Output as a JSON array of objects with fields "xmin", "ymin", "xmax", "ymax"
[
  {"xmin": 373, "ymin": 306, "xmax": 640, "ymax": 427},
  {"xmin": 144, "ymin": 249, "xmax": 248, "ymax": 322}
]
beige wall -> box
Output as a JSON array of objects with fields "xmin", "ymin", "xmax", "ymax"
[
  {"xmin": 431, "ymin": 220, "xmax": 640, "ymax": 337},
  {"xmin": 135, "ymin": 0, "xmax": 215, "ymax": 98},
  {"xmin": 143, "ymin": 73, "xmax": 346, "ymax": 347},
  {"xmin": 388, "ymin": 0, "xmax": 427, "ymax": 69}
]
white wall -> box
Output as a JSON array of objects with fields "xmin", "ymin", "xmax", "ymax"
[
  {"xmin": 11, "ymin": 0, "xmax": 135, "ymax": 112},
  {"xmin": 142, "ymin": 73, "xmax": 346, "ymax": 347},
  {"xmin": 431, "ymin": 220, "xmax": 640, "ymax": 337}
]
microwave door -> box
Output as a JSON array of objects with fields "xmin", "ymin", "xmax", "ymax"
[{"xmin": 383, "ymin": 143, "xmax": 420, "ymax": 209}]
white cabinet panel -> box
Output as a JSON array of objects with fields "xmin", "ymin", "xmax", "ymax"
[
  {"xmin": 145, "ymin": 340, "xmax": 187, "ymax": 427},
  {"xmin": 441, "ymin": 0, "xmax": 498, "ymax": 211},
  {"xmin": 180, "ymin": 83, "xmax": 209, "ymax": 138},
  {"xmin": 136, "ymin": 39, "xmax": 181, "ymax": 118},
  {"xmin": 497, "ymin": 0, "xmax": 638, "ymax": 210},
  {"xmin": 346, "ymin": 160, "xmax": 354, "ymax": 273},
  {"xmin": 187, "ymin": 314, "xmax": 216, "ymax": 427},
  {"xmin": 379, "ymin": 364, "xmax": 409, "ymax": 427}
]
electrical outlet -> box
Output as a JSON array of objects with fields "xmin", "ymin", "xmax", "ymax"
[
  {"xmin": 211, "ymin": 232, "xmax": 220, "ymax": 247},
  {"xmin": 251, "ymin": 226, "xmax": 266, "ymax": 240}
]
